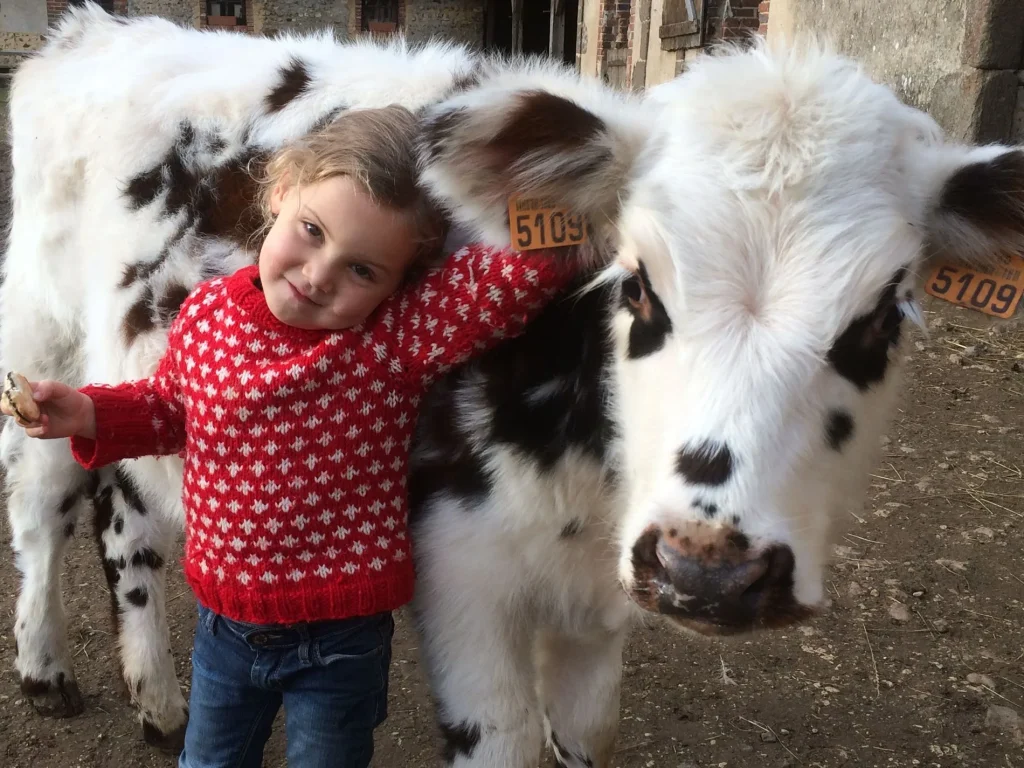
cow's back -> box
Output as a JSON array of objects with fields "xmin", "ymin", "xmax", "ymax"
[{"xmin": 1, "ymin": 5, "xmax": 475, "ymax": 387}]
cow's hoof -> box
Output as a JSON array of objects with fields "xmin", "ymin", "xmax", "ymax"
[
  {"xmin": 143, "ymin": 711, "xmax": 188, "ymax": 755},
  {"xmin": 20, "ymin": 672, "xmax": 85, "ymax": 718}
]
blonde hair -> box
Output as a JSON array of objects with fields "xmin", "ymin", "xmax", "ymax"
[{"xmin": 259, "ymin": 105, "xmax": 448, "ymax": 276}]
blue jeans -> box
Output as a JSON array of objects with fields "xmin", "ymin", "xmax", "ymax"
[{"xmin": 179, "ymin": 604, "xmax": 394, "ymax": 768}]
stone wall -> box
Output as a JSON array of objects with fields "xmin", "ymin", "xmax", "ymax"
[
  {"xmin": 257, "ymin": 0, "xmax": 348, "ymax": 37},
  {"xmin": 770, "ymin": 0, "xmax": 1024, "ymax": 143},
  {"xmin": 127, "ymin": 0, "xmax": 195, "ymax": 26},
  {"xmin": 403, "ymin": 0, "xmax": 482, "ymax": 48}
]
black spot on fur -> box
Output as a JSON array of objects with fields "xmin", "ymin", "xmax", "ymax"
[
  {"xmin": 480, "ymin": 278, "xmax": 615, "ymax": 470},
  {"xmin": 560, "ymin": 518, "xmax": 583, "ymax": 538},
  {"xmin": 827, "ymin": 269, "xmax": 906, "ymax": 391},
  {"xmin": 446, "ymin": 67, "xmax": 481, "ymax": 97},
  {"xmin": 92, "ymin": 484, "xmax": 121, "ymax": 631},
  {"xmin": 131, "ymin": 548, "xmax": 166, "ymax": 570},
  {"xmin": 439, "ymin": 720, "xmax": 481, "ymax": 763},
  {"xmin": 312, "ymin": 105, "xmax": 347, "ymax": 133},
  {"xmin": 114, "ymin": 517, "xmax": 123, "ymax": 535},
  {"xmin": 622, "ymin": 262, "xmax": 672, "ymax": 359},
  {"xmin": 676, "ymin": 440, "xmax": 734, "ymax": 486},
  {"xmin": 125, "ymin": 587, "xmax": 149, "ymax": 609},
  {"xmin": 420, "ymin": 107, "xmax": 468, "ymax": 164},
  {"xmin": 121, "ymin": 286, "xmax": 155, "ymax": 345},
  {"xmin": 938, "ymin": 150, "xmax": 1024, "ymax": 245},
  {"xmin": 411, "ymin": 279, "xmax": 615, "ymax": 523},
  {"xmin": 408, "ymin": 379, "xmax": 493, "ymax": 515},
  {"xmin": 59, "ymin": 493, "xmax": 79, "ymax": 515},
  {"xmin": 115, "ymin": 467, "xmax": 148, "ymax": 515},
  {"xmin": 266, "ymin": 58, "xmax": 312, "ymax": 113},
  {"xmin": 125, "ymin": 166, "xmax": 163, "ymax": 210},
  {"xmin": 551, "ymin": 730, "xmax": 594, "ymax": 768},
  {"xmin": 825, "ymin": 409, "xmax": 855, "ymax": 451},
  {"xmin": 694, "ymin": 498, "xmax": 718, "ymax": 518}
]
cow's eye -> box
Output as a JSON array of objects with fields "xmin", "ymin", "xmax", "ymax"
[{"xmin": 622, "ymin": 273, "xmax": 644, "ymax": 306}]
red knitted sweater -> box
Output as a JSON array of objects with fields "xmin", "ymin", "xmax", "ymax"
[{"xmin": 71, "ymin": 246, "xmax": 574, "ymax": 624}]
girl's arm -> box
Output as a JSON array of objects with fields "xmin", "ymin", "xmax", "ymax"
[
  {"xmin": 68, "ymin": 345, "xmax": 188, "ymax": 469},
  {"xmin": 382, "ymin": 244, "xmax": 579, "ymax": 384}
]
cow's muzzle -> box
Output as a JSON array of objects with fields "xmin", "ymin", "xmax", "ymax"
[{"xmin": 628, "ymin": 521, "xmax": 816, "ymax": 635}]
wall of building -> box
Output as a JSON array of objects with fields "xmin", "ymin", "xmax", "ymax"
[
  {"xmin": 769, "ymin": 0, "xmax": 1024, "ymax": 143},
  {"xmin": 581, "ymin": 0, "xmax": 769, "ymax": 90},
  {"xmin": 127, "ymin": 0, "xmax": 195, "ymax": 26},
  {"xmin": 256, "ymin": 0, "xmax": 347, "ymax": 37},
  {"xmin": 404, "ymin": 0, "xmax": 482, "ymax": 47}
]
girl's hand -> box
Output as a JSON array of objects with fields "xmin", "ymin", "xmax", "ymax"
[{"xmin": 21, "ymin": 380, "xmax": 96, "ymax": 440}]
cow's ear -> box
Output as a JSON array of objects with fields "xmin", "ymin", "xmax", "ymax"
[
  {"xmin": 925, "ymin": 148, "xmax": 1024, "ymax": 269},
  {"xmin": 418, "ymin": 86, "xmax": 648, "ymax": 258}
]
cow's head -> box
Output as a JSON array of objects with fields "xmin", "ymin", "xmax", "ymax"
[{"xmin": 419, "ymin": 42, "xmax": 1024, "ymax": 636}]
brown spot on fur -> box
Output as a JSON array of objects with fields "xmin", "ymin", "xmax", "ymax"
[
  {"xmin": 266, "ymin": 58, "xmax": 312, "ymax": 113},
  {"xmin": 157, "ymin": 283, "xmax": 191, "ymax": 324},
  {"xmin": 490, "ymin": 91, "xmax": 606, "ymax": 164},
  {"xmin": 121, "ymin": 287, "xmax": 155, "ymax": 345},
  {"xmin": 198, "ymin": 153, "xmax": 268, "ymax": 243}
]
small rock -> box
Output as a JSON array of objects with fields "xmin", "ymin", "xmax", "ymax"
[
  {"xmin": 915, "ymin": 477, "xmax": 932, "ymax": 492},
  {"xmin": 912, "ymin": 590, "xmax": 926, "ymax": 598},
  {"xmin": 967, "ymin": 673, "xmax": 996, "ymax": 689},
  {"xmin": 847, "ymin": 582, "xmax": 865, "ymax": 597},
  {"xmin": 760, "ymin": 731, "xmax": 778, "ymax": 743},
  {"xmin": 962, "ymin": 345, "xmax": 978, "ymax": 358},
  {"xmin": 1012, "ymin": 361, "xmax": 1022, "ymax": 373},
  {"xmin": 974, "ymin": 527, "xmax": 995, "ymax": 540},
  {"xmin": 889, "ymin": 603, "xmax": 911, "ymax": 622},
  {"xmin": 949, "ymin": 353, "xmax": 963, "ymax": 365},
  {"xmin": 985, "ymin": 705, "xmax": 1023, "ymax": 746},
  {"xmin": 931, "ymin": 618, "xmax": 950, "ymax": 633}
]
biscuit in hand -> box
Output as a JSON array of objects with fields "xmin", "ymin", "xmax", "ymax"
[{"xmin": 2, "ymin": 372, "xmax": 41, "ymax": 426}]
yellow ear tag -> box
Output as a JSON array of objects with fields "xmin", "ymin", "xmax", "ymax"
[
  {"xmin": 508, "ymin": 196, "xmax": 588, "ymax": 251},
  {"xmin": 924, "ymin": 254, "xmax": 1024, "ymax": 319}
]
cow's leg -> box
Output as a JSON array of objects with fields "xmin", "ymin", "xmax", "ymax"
[
  {"xmin": 412, "ymin": 525, "xmax": 544, "ymax": 767},
  {"xmin": 537, "ymin": 627, "xmax": 626, "ymax": 768},
  {"xmin": 93, "ymin": 462, "xmax": 188, "ymax": 751},
  {"xmin": 2, "ymin": 423, "xmax": 90, "ymax": 717}
]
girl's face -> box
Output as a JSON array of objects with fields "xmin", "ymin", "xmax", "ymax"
[{"xmin": 259, "ymin": 176, "xmax": 420, "ymax": 331}]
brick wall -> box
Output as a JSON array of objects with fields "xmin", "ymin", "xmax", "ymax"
[{"xmin": 706, "ymin": 0, "xmax": 762, "ymax": 43}]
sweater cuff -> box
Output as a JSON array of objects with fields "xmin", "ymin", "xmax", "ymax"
[{"xmin": 71, "ymin": 385, "xmax": 163, "ymax": 470}]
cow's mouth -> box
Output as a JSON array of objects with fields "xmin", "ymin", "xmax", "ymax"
[{"xmin": 627, "ymin": 527, "xmax": 818, "ymax": 636}]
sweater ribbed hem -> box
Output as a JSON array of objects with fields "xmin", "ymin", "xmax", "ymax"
[{"xmin": 184, "ymin": 558, "xmax": 416, "ymax": 625}]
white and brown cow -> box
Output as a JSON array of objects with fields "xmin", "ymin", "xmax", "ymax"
[{"xmin": 3, "ymin": 5, "xmax": 1023, "ymax": 767}]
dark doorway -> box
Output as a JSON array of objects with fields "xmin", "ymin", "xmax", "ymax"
[{"xmin": 521, "ymin": 1, "xmax": 550, "ymax": 55}]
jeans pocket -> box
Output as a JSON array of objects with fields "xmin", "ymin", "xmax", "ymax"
[{"xmin": 196, "ymin": 603, "xmax": 219, "ymax": 636}]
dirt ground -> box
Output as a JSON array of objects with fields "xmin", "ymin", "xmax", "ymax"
[{"xmin": 0, "ymin": 93, "xmax": 1023, "ymax": 768}]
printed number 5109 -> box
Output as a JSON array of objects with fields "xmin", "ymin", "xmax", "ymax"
[{"xmin": 924, "ymin": 257, "xmax": 1024, "ymax": 319}]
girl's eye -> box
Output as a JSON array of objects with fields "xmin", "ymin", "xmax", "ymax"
[
  {"xmin": 350, "ymin": 264, "xmax": 375, "ymax": 282},
  {"xmin": 303, "ymin": 222, "xmax": 323, "ymax": 240}
]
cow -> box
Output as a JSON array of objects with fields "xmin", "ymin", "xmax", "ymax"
[{"xmin": 3, "ymin": 4, "xmax": 1023, "ymax": 767}]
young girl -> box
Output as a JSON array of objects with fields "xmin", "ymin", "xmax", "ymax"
[{"xmin": 14, "ymin": 105, "xmax": 577, "ymax": 768}]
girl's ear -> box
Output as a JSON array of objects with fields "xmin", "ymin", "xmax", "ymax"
[{"xmin": 270, "ymin": 171, "xmax": 292, "ymax": 216}]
